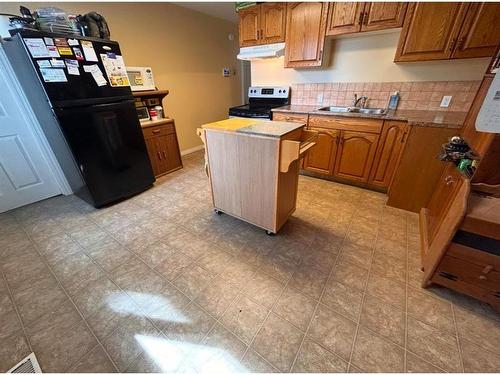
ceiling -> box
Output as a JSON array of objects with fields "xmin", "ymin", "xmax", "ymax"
[{"xmin": 173, "ymin": 2, "xmax": 238, "ymax": 23}]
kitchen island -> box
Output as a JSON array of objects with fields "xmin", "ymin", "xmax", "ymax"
[{"xmin": 198, "ymin": 118, "xmax": 317, "ymax": 234}]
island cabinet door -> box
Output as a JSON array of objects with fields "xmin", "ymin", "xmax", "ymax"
[
  {"xmin": 303, "ymin": 128, "xmax": 339, "ymax": 175},
  {"xmin": 368, "ymin": 121, "xmax": 409, "ymax": 189},
  {"xmin": 334, "ymin": 131, "xmax": 379, "ymax": 182}
]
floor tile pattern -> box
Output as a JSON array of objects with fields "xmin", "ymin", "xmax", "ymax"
[{"xmin": 1, "ymin": 151, "xmax": 499, "ymax": 373}]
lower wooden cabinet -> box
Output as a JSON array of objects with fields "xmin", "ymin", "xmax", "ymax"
[
  {"xmin": 303, "ymin": 127, "xmax": 339, "ymax": 175},
  {"xmin": 369, "ymin": 121, "xmax": 409, "ymax": 188},
  {"xmin": 278, "ymin": 112, "xmax": 410, "ymax": 190},
  {"xmin": 142, "ymin": 119, "xmax": 182, "ymax": 178},
  {"xmin": 334, "ymin": 130, "xmax": 379, "ymax": 182}
]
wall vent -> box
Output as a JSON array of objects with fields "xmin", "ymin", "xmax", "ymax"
[{"xmin": 8, "ymin": 353, "xmax": 42, "ymax": 373}]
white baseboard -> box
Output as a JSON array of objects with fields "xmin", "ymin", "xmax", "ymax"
[{"xmin": 181, "ymin": 145, "xmax": 205, "ymax": 156}]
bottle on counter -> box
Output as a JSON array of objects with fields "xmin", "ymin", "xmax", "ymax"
[
  {"xmin": 149, "ymin": 107, "xmax": 158, "ymax": 121},
  {"xmin": 154, "ymin": 105, "xmax": 163, "ymax": 119},
  {"xmin": 388, "ymin": 91, "xmax": 400, "ymax": 110}
]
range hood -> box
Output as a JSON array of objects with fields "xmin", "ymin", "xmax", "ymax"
[{"xmin": 237, "ymin": 42, "xmax": 285, "ymax": 61}]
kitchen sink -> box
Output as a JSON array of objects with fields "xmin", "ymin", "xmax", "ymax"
[{"xmin": 318, "ymin": 106, "xmax": 386, "ymax": 115}]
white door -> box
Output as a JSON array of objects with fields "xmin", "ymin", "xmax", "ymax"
[{"xmin": 0, "ymin": 48, "xmax": 62, "ymax": 213}]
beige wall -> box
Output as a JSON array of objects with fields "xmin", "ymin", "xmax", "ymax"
[
  {"xmin": 252, "ymin": 31, "xmax": 490, "ymax": 85},
  {"xmin": 1, "ymin": 2, "xmax": 241, "ymax": 152}
]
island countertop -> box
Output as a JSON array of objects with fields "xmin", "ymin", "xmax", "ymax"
[
  {"xmin": 201, "ymin": 118, "xmax": 305, "ymax": 138},
  {"xmin": 272, "ymin": 105, "xmax": 468, "ymax": 129}
]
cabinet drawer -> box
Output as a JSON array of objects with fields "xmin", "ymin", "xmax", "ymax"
[
  {"xmin": 142, "ymin": 123, "xmax": 175, "ymax": 139},
  {"xmin": 273, "ymin": 112, "xmax": 308, "ymax": 124},
  {"xmin": 436, "ymin": 253, "xmax": 500, "ymax": 292},
  {"xmin": 309, "ymin": 115, "xmax": 383, "ymax": 133}
]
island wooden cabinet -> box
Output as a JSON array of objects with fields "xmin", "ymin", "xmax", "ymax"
[
  {"xmin": 284, "ymin": 2, "xmax": 328, "ymax": 68},
  {"xmin": 327, "ymin": 2, "xmax": 407, "ymax": 36},
  {"xmin": 334, "ymin": 131, "xmax": 379, "ymax": 182},
  {"xmin": 303, "ymin": 128, "xmax": 339, "ymax": 175},
  {"xmin": 238, "ymin": 3, "xmax": 286, "ymax": 47},
  {"xmin": 142, "ymin": 119, "xmax": 182, "ymax": 178},
  {"xmin": 369, "ymin": 120, "xmax": 409, "ymax": 188},
  {"xmin": 395, "ymin": 2, "xmax": 500, "ymax": 62}
]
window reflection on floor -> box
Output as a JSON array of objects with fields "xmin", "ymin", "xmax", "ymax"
[
  {"xmin": 135, "ymin": 334, "xmax": 248, "ymax": 373},
  {"xmin": 107, "ymin": 292, "xmax": 188, "ymax": 323}
]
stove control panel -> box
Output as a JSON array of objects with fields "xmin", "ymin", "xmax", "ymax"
[{"xmin": 248, "ymin": 86, "xmax": 290, "ymax": 99}]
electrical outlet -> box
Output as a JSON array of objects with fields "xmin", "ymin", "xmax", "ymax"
[{"xmin": 440, "ymin": 95, "xmax": 452, "ymax": 108}]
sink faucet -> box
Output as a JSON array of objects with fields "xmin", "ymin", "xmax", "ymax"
[{"xmin": 352, "ymin": 94, "xmax": 368, "ymax": 108}]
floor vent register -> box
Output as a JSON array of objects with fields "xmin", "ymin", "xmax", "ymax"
[{"xmin": 8, "ymin": 353, "xmax": 42, "ymax": 373}]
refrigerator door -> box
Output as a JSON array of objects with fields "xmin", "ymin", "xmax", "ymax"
[
  {"xmin": 54, "ymin": 99, "xmax": 155, "ymax": 207},
  {"xmin": 20, "ymin": 31, "xmax": 132, "ymax": 106}
]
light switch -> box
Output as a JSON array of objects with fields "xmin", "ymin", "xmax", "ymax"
[
  {"xmin": 440, "ymin": 95, "xmax": 452, "ymax": 108},
  {"xmin": 222, "ymin": 68, "xmax": 231, "ymax": 77}
]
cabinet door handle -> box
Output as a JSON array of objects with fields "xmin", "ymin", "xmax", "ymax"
[
  {"xmin": 364, "ymin": 12, "xmax": 369, "ymax": 25},
  {"xmin": 401, "ymin": 131, "xmax": 408, "ymax": 143},
  {"xmin": 358, "ymin": 11, "xmax": 364, "ymax": 26},
  {"xmin": 457, "ymin": 37, "xmax": 465, "ymax": 50},
  {"xmin": 256, "ymin": 30, "xmax": 259, "ymax": 40},
  {"xmin": 152, "ymin": 129, "xmax": 160, "ymax": 134},
  {"xmin": 162, "ymin": 151, "xmax": 166, "ymax": 159},
  {"xmin": 157, "ymin": 151, "xmax": 162, "ymax": 160},
  {"xmin": 260, "ymin": 29, "xmax": 264, "ymax": 39},
  {"xmin": 449, "ymin": 38, "xmax": 456, "ymax": 52}
]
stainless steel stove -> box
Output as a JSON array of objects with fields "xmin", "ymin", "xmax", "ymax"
[{"xmin": 229, "ymin": 86, "xmax": 290, "ymax": 120}]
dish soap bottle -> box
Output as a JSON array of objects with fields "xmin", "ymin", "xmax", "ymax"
[{"xmin": 388, "ymin": 91, "xmax": 400, "ymax": 110}]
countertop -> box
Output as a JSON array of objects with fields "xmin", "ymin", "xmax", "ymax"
[
  {"xmin": 272, "ymin": 105, "xmax": 468, "ymax": 129},
  {"xmin": 201, "ymin": 118, "xmax": 305, "ymax": 138}
]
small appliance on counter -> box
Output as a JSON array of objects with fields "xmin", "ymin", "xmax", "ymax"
[
  {"xmin": 126, "ymin": 66, "xmax": 156, "ymax": 91},
  {"xmin": 229, "ymin": 86, "xmax": 290, "ymax": 120}
]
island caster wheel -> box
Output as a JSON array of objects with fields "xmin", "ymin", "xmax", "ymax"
[
  {"xmin": 214, "ymin": 209, "xmax": 223, "ymax": 215},
  {"xmin": 265, "ymin": 230, "xmax": 274, "ymax": 236}
]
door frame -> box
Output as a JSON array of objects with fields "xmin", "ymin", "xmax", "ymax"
[{"xmin": 0, "ymin": 45, "xmax": 71, "ymax": 195}]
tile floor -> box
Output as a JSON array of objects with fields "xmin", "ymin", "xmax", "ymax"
[{"xmin": 1, "ymin": 151, "xmax": 499, "ymax": 373}]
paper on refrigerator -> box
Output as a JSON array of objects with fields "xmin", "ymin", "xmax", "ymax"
[
  {"xmin": 24, "ymin": 38, "xmax": 50, "ymax": 58},
  {"xmin": 80, "ymin": 40, "xmax": 98, "ymax": 62},
  {"xmin": 100, "ymin": 53, "xmax": 130, "ymax": 87},
  {"xmin": 476, "ymin": 73, "xmax": 500, "ymax": 133},
  {"xmin": 40, "ymin": 68, "xmax": 67, "ymax": 83}
]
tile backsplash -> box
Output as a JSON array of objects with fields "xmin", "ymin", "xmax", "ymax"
[{"xmin": 290, "ymin": 81, "xmax": 481, "ymax": 112}]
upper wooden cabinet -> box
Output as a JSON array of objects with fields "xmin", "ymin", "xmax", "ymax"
[
  {"xmin": 261, "ymin": 3, "xmax": 287, "ymax": 45},
  {"xmin": 362, "ymin": 2, "xmax": 408, "ymax": 32},
  {"xmin": 327, "ymin": 2, "xmax": 407, "ymax": 36},
  {"xmin": 238, "ymin": 3, "xmax": 286, "ymax": 47},
  {"xmin": 239, "ymin": 6, "xmax": 261, "ymax": 47},
  {"xmin": 326, "ymin": 2, "xmax": 364, "ymax": 36},
  {"xmin": 284, "ymin": 2, "xmax": 328, "ymax": 68},
  {"xmin": 395, "ymin": 2, "xmax": 500, "ymax": 62},
  {"xmin": 453, "ymin": 3, "xmax": 500, "ymax": 59}
]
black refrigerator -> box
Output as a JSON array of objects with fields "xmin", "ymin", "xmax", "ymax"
[{"xmin": 10, "ymin": 30, "xmax": 155, "ymax": 208}]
